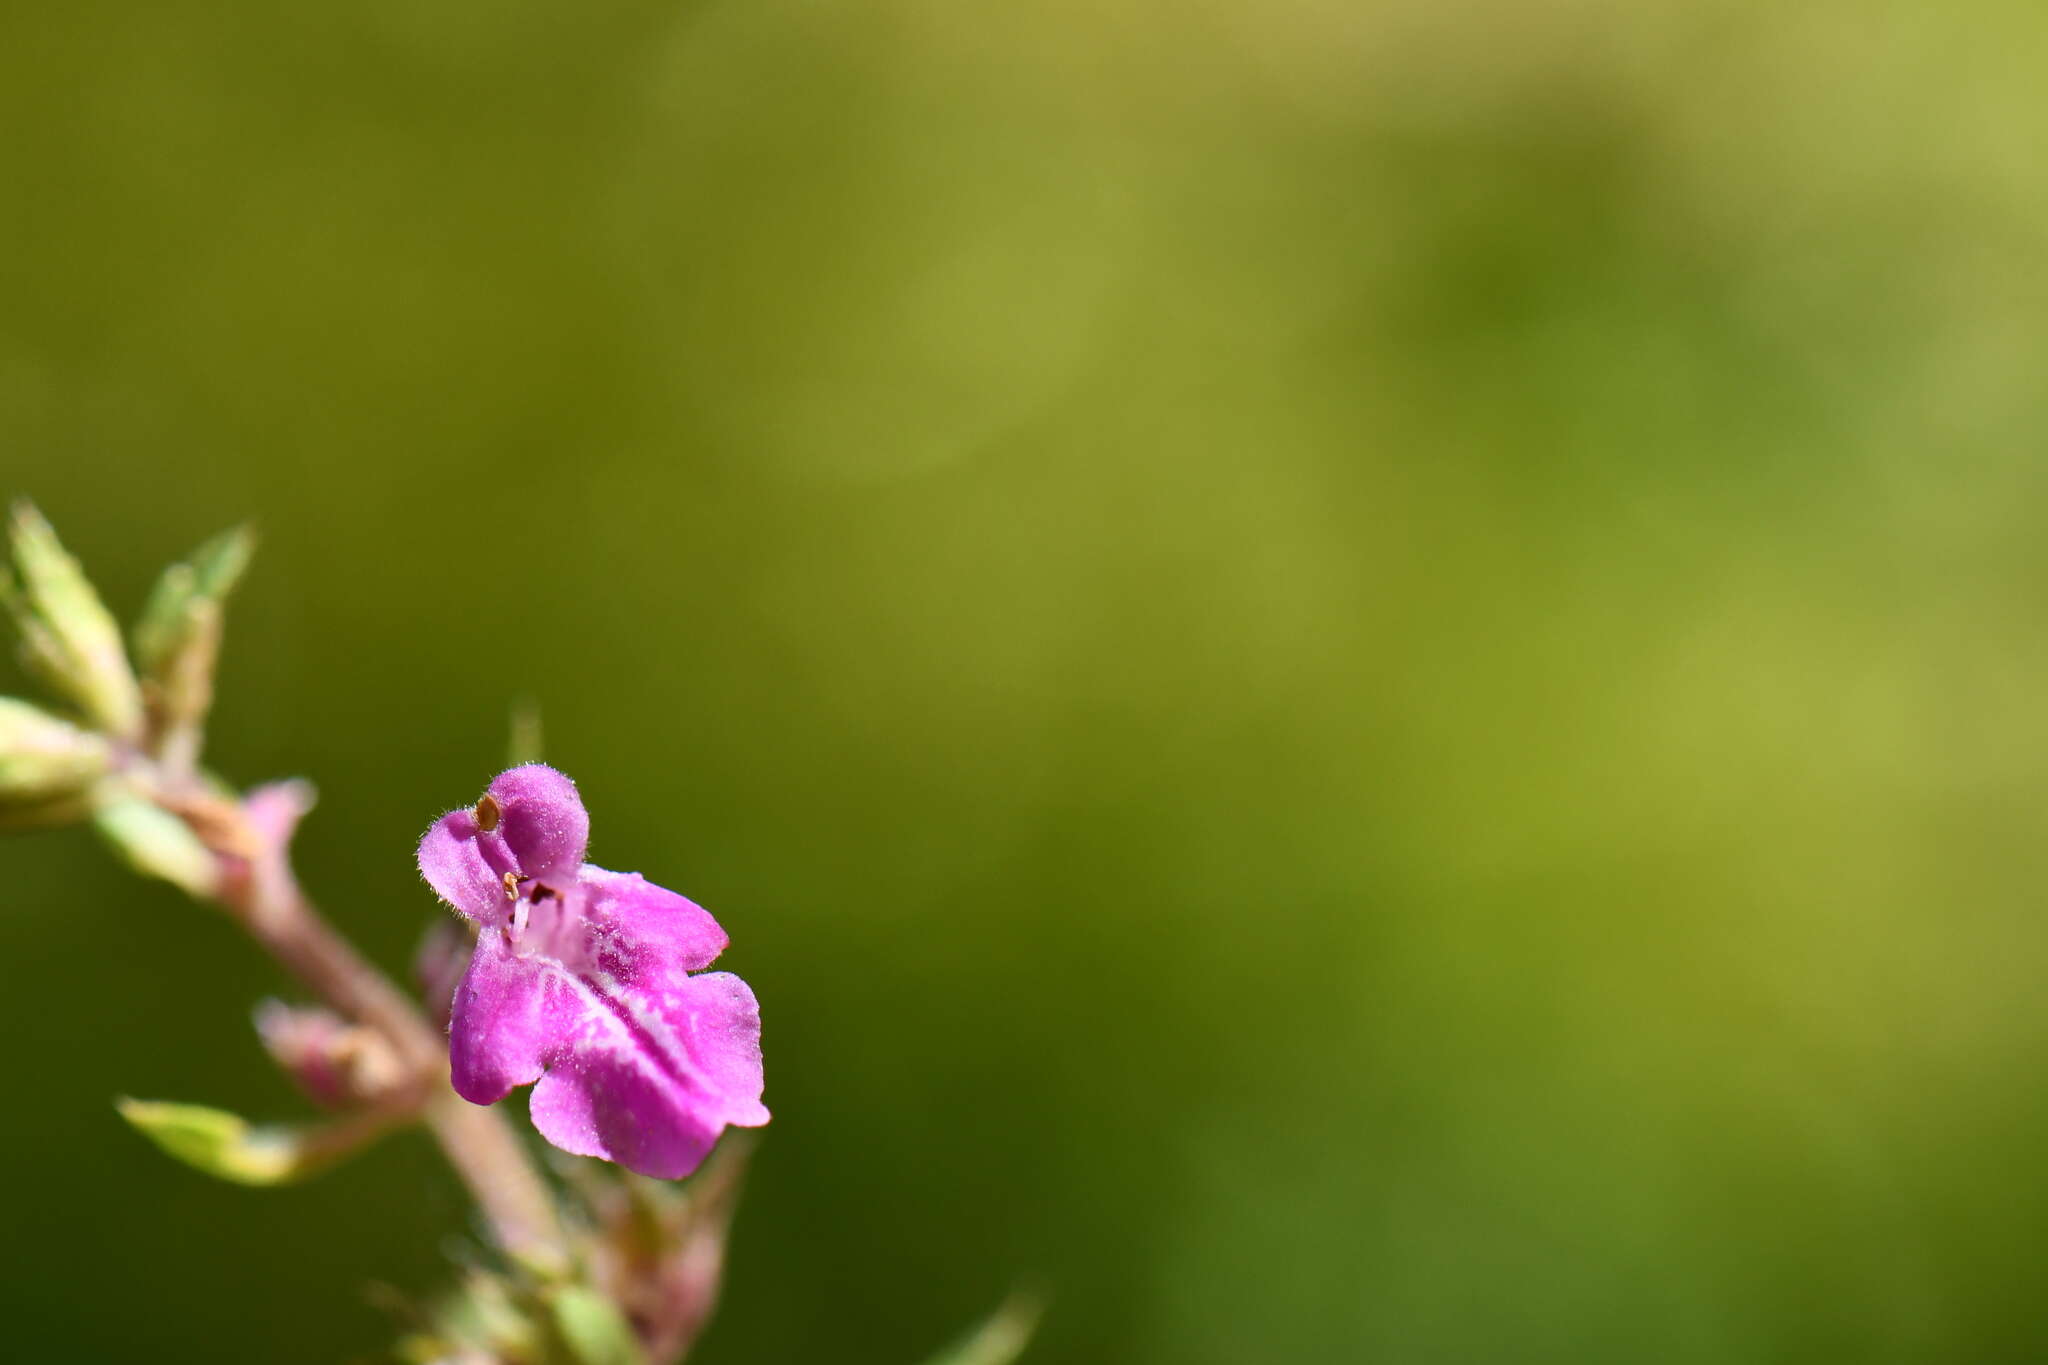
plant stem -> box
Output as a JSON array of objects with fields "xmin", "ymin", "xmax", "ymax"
[{"xmin": 216, "ymin": 802, "xmax": 566, "ymax": 1269}]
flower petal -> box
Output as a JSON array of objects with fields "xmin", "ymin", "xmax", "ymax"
[
  {"xmin": 661, "ymin": 970, "xmax": 771, "ymax": 1130},
  {"xmin": 448, "ymin": 930, "xmax": 559, "ymax": 1104},
  {"xmin": 579, "ymin": 866, "xmax": 729, "ymax": 975},
  {"xmin": 417, "ymin": 765, "xmax": 590, "ymax": 921},
  {"xmin": 528, "ymin": 1049, "xmax": 725, "ymax": 1180},
  {"xmin": 418, "ymin": 808, "xmax": 504, "ymax": 922},
  {"xmin": 527, "ymin": 972, "xmax": 767, "ymax": 1179},
  {"xmin": 486, "ymin": 764, "xmax": 588, "ymax": 886}
]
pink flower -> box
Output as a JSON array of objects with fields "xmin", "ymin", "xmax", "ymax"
[{"xmin": 418, "ymin": 765, "xmax": 767, "ymax": 1179}]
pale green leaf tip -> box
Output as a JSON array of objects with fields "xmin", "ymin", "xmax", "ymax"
[
  {"xmin": 922, "ymin": 1291, "xmax": 1044, "ymax": 1365},
  {"xmin": 192, "ymin": 524, "xmax": 257, "ymax": 596},
  {"xmin": 92, "ymin": 792, "xmax": 219, "ymax": 897},
  {"xmin": 115, "ymin": 1098, "xmax": 300, "ymax": 1186},
  {"xmin": 547, "ymin": 1286, "xmax": 649, "ymax": 1365},
  {"xmin": 134, "ymin": 523, "xmax": 258, "ymax": 675},
  {"xmin": 0, "ymin": 697, "xmax": 112, "ymax": 801},
  {"xmin": 8, "ymin": 499, "xmax": 53, "ymax": 544},
  {"xmin": 7, "ymin": 500, "xmax": 80, "ymax": 588},
  {"xmin": 3, "ymin": 499, "xmax": 145, "ymax": 736}
]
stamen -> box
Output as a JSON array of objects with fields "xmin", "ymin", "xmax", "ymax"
[
  {"xmin": 502, "ymin": 870, "xmax": 521, "ymax": 900},
  {"xmin": 474, "ymin": 794, "xmax": 501, "ymax": 833}
]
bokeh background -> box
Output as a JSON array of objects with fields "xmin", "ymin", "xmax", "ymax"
[{"xmin": 6, "ymin": 1, "xmax": 2048, "ymax": 1360}]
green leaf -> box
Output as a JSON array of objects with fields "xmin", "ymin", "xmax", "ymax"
[
  {"xmin": 545, "ymin": 1286, "xmax": 648, "ymax": 1365},
  {"xmin": 3, "ymin": 503, "xmax": 143, "ymax": 738},
  {"xmin": 132, "ymin": 525, "xmax": 254, "ymax": 774},
  {"xmin": 116, "ymin": 1100, "xmax": 297, "ymax": 1184},
  {"xmin": 0, "ymin": 696, "xmax": 111, "ymax": 802},
  {"xmin": 92, "ymin": 791, "xmax": 219, "ymax": 897},
  {"xmin": 132, "ymin": 525, "xmax": 255, "ymax": 677},
  {"xmin": 115, "ymin": 1098, "xmax": 399, "ymax": 1186},
  {"xmin": 922, "ymin": 1292, "xmax": 1043, "ymax": 1365}
]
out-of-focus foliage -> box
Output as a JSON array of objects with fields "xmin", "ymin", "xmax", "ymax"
[
  {"xmin": 5, "ymin": 0, "xmax": 2048, "ymax": 1361},
  {"xmin": 115, "ymin": 1097, "xmax": 400, "ymax": 1188}
]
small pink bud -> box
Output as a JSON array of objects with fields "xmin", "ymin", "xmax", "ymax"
[{"xmin": 254, "ymin": 1000, "xmax": 406, "ymax": 1109}]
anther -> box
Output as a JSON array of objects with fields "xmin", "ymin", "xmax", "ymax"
[
  {"xmin": 502, "ymin": 870, "xmax": 521, "ymax": 900},
  {"xmin": 474, "ymin": 794, "xmax": 501, "ymax": 833}
]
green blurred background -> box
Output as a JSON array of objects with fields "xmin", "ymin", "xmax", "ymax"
[{"xmin": 6, "ymin": 0, "xmax": 2048, "ymax": 1360}]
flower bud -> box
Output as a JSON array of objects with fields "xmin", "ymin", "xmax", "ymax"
[
  {"xmin": 414, "ymin": 917, "xmax": 478, "ymax": 1032},
  {"xmin": 0, "ymin": 503, "xmax": 144, "ymax": 739},
  {"xmin": 254, "ymin": 999, "xmax": 407, "ymax": 1108},
  {"xmin": 0, "ymin": 696, "xmax": 112, "ymax": 805},
  {"xmin": 242, "ymin": 778, "xmax": 316, "ymax": 854}
]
